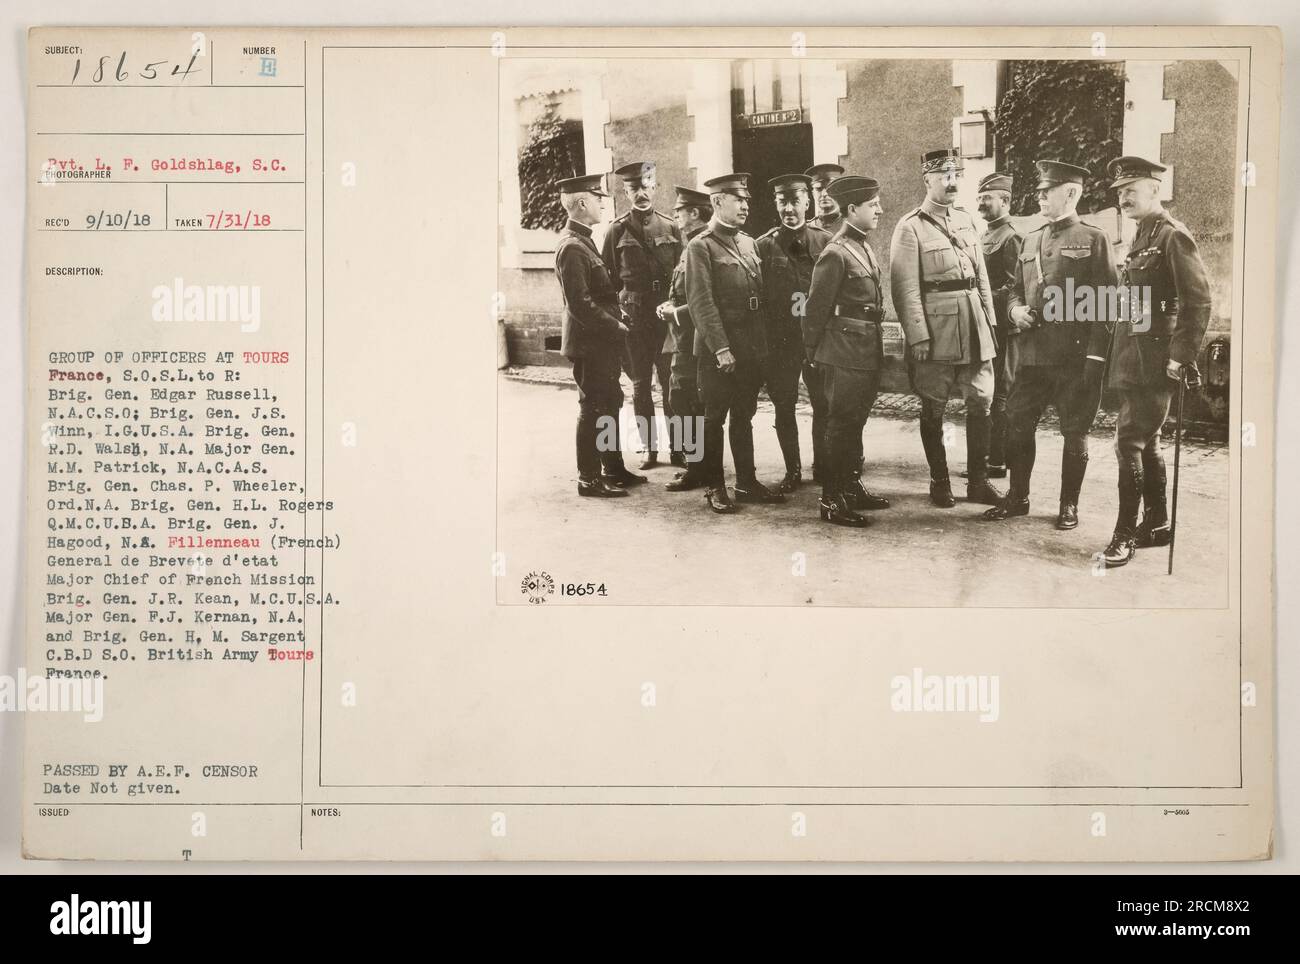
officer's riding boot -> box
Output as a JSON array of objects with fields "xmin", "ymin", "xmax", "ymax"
[
  {"xmin": 818, "ymin": 455, "xmax": 867, "ymax": 527},
  {"xmin": 810, "ymin": 417, "xmax": 827, "ymax": 485},
  {"xmin": 735, "ymin": 477, "xmax": 786, "ymax": 504},
  {"xmin": 920, "ymin": 401, "xmax": 955, "ymax": 508},
  {"xmin": 668, "ymin": 412, "xmax": 688, "ymax": 469},
  {"xmin": 733, "ymin": 417, "xmax": 785, "ymax": 504},
  {"xmin": 965, "ymin": 410, "xmax": 1004, "ymax": 506},
  {"xmin": 577, "ymin": 413, "xmax": 627, "ymax": 498},
  {"xmin": 1135, "ymin": 447, "xmax": 1171, "ymax": 547},
  {"xmin": 1102, "ymin": 460, "xmax": 1143, "ymax": 568},
  {"xmin": 600, "ymin": 412, "xmax": 647, "ymax": 488},
  {"xmin": 665, "ymin": 463, "xmax": 703, "ymax": 492},
  {"xmin": 705, "ymin": 483, "xmax": 736, "ymax": 514},
  {"xmin": 988, "ymin": 403, "xmax": 1009, "ymax": 479},
  {"xmin": 842, "ymin": 470, "xmax": 890, "ymax": 511},
  {"xmin": 1056, "ymin": 447, "xmax": 1089, "ymax": 531},
  {"xmin": 980, "ymin": 432, "xmax": 1031, "ymax": 521}
]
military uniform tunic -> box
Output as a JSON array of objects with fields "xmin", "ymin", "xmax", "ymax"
[
  {"xmin": 980, "ymin": 214, "xmax": 1023, "ymax": 470},
  {"xmin": 1107, "ymin": 207, "xmax": 1213, "ymax": 467},
  {"xmin": 685, "ymin": 217, "xmax": 767, "ymax": 487},
  {"xmin": 601, "ymin": 208, "xmax": 682, "ymax": 454},
  {"xmin": 1004, "ymin": 213, "xmax": 1116, "ymax": 439},
  {"xmin": 555, "ymin": 219, "xmax": 626, "ymax": 480},
  {"xmin": 755, "ymin": 222, "xmax": 832, "ymax": 475},
  {"xmin": 803, "ymin": 222, "xmax": 887, "ymax": 495},
  {"xmin": 889, "ymin": 197, "xmax": 999, "ymax": 408}
]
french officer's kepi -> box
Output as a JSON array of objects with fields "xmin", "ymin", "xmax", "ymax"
[
  {"xmin": 826, "ymin": 175, "xmax": 879, "ymax": 207},
  {"xmin": 704, "ymin": 173, "xmax": 752, "ymax": 198},
  {"xmin": 804, "ymin": 163, "xmax": 844, "ymax": 185},
  {"xmin": 556, "ymin": 173, "xmax": 608, "ymax": 196},
  {"xmin": 1034, "ymin": 159, "xmax": 1089, "ymax": 190},
  {"xmin": 921, "ymin": 148, "xmax": 963, "ymax": 174},
  {"xmin": 1107, "ymin": 155, "xmax": 1167, "ymax": 188},
  {"xmin": 768, "ymin": 173, "xmax": 813, "ymax": 194},
  {"xmin": 672, "ymin": 186, "xmax": 710, "ymax": 210},
  {"xmin": 978, "ymin": 171, "xmax": 1013, "ymax": 193},
  {"xmin": 613, "ymin": 161, "xmax": 656, "ymax": 185}
]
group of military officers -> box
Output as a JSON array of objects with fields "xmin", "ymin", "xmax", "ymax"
[{"xmin": 552, "ymin": 148, "xmax": 1212, "ymax": 568}]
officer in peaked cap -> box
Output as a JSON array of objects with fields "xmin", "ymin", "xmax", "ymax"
[
  {"xmin": 889, "ymin": 148, "xmax": 1002, "ymax": 509},
  {"xmin": 602, "ymin": 160, "xmax": 683, "ymax": 471},
  {"xmin": 684, "ymin": 172, "xmax": 785, "ymax": 513},
  {"xmin": 1097, "ymin": 155, "xmax": 1212, "ymax": 568},
  {"xmin": 974, "ymin": 171, "xmax": 1024, "ymax": 481},
  {"xmin": 803, "ymin": 175, "xmax": 893, "ymax": 527},
  {"xmin": 982, "ymin": 159, "xmax": 1117, "ymax": 531},
  {"xmin": 656, "ymin": 186, "xmax": 714, "ymax": 492},
  {"xmin": 754, "ymin": 173, "xmax": 833, "ymax": 492},
  {"xmin": 806, "ymin": 163, "xmax": 846, "ymax": 235},
  {"xmin": 553, "ymin": 173, "xmax": 637, "ymax": 498}
]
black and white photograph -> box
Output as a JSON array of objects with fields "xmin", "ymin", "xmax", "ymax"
[{"xmin": 497, "ymin": 54, "xmax": 1240, "ymax": 607}]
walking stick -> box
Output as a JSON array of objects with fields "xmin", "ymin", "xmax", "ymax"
[{"xmin": 1167, "ymin": 373, "xmax": 1186, "ymax": 576}]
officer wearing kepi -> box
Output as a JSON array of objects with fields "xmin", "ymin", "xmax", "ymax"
[
  {"xmin": 755, "ymin": 173, "xmax": 833, "ymax": 491},
  {"xmin": 553, "ymin": 173, "xmax": 636, "ymax": 498},
  {"xmin": 982, "ymin": 160, "xmax": 1116, "ymax": 530},
  {"xmin": 657, "ymin": 186, "xmax": 713, "ymax": 492},
  {"xmin": 602, "ymin": 161, "xmax": 683, "ymax": 470},
  {"xmin": 1099, "ymin": 156, "xmax": 1213, "ymax": 568},
  {"xmin": 806, "ymin": 163, "xmax": 846, "ymax": 235},
  {"xmin": 889, "ymin": 148, "xmax": 1002, "ymax": 508},
  {"xmin": 686, "ymin": 173, "xmax": 785, "ymax": 513},
  {"xmin": 802, "ymin": 175, "xmax": 892, "ymax": 527},
  {"xmin": 975, "ymin": 171, "xmax": 1024, "ymax": 479}
]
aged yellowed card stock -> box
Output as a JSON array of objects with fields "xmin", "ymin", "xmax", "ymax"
[{"xmin": 23, "ymin": 26, "xmax": 1278, "ymax": 860}]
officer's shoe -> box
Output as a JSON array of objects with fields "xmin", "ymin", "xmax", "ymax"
[
  {"xmin": 1056, "ymin": 502, "xmax": 1079, "ymax": 530},
  {"xmin": 577, "ymin": 477, "xmax": 628, "ymax": 498},
  {"xmin": 844, "ymin": 479, "xmax": 890, "ymax": 510},
  {"xmin": 819, "ymin": 494, "xmax": 869, "ymax": 528},
  {"xmin": 603, "ymin": 467, "xmax": 648, "ymax": 488},
  {"xmin": 966, "ymin": 479, "xmax": 1004, "ymax": 506},
  {"xmin": 734, "ymin": 479, "xmax": 786, "ymax": 504},
  {"xmin": 638, "ymin": 452, "xmax": 662, "ymax": 470},
  {"xmin": 980, "ymin": 496, "xmax": 1030, "ymax": 521},
  {"xmin": 987, "ymin": 462, "xmax": 1008, "ymax": 479},
  {"xmin": 778, "ymin": 468, "xmax": 802, "ymax": 493},
  {"xmin": 669, "ymin": 451, "xmax": 688, "ymax": 469},
  {"xmin": 705, "ymin": 486, "xmax": 738, "ymax": 514},
  {"xmin": 1135, "ymin": 506, "xmax": 1172, "ymax": 548},
  {"xmin": 1102, "ymin": 530, "xmax": 1137, "ymax": 568},
  {"xmin": 929, "ymin": 478, "xmax": 956, "ymax": 509},
  {"xmin": 665, "ymin": 472, "xmax": 703, "ymax": 492}
]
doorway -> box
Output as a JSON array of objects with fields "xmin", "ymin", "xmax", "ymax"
[{"xmin": 730, "ymin": 121, "xmax": 814, "ymax": 237}]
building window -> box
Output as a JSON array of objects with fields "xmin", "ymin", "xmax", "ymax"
[{"xmin": 516, "ymin": 91, "xmax": 585, "ymax": 232}]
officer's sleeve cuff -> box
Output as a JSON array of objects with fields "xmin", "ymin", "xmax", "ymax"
[{"xmin": 1086, "ymin": 355, "xmax": 1105, "ymax": 363}]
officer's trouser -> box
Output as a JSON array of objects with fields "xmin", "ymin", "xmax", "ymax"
[
  {"xmin": 801, "ymin": 360, "xmax": 829, "ymax": 477},
  {"xmin": 763, "ymin": 346, "xmax": 804, "ymax": 473},
  {"xmin": 669, "ymin": 349, "xmax": 702, "ymax": 470},
  {"xmin": 697, "ymin": 353, "xmax": 761, "ymax": 487},
  {"xmin": 572, "ymin": 351, "xmax": 625, "ymax": 480},
  {"xmin": 1113, "ymin": 385, "xmax": 1174, "ymax": 519},
  {"xmin": 1004, "ymin": 362, "xmax": 1103, "ymax": 500},
  {"xmin": 621, "ymin": 314, "xmax": 673, "ymax": 453},
  {"xmin": 820, "ymin": 363, "xmax": 880, "ymax": 499}
]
